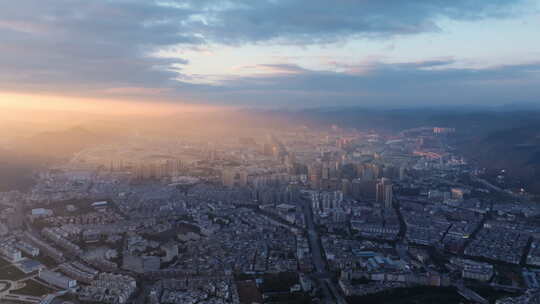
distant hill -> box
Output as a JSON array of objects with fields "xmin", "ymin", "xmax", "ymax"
[
  {"xmin": 278, "ymin": 107, "xmax": 540, "ymax": 135},
  {"xmin": 0, "ymin": 148, "xmax": 43, "ymax": 191},
  {"xmin": 14, "ymin": 126, "xmax": 112, "ymax": 160},
  {"xmin": 0, "ymin": 126, "xmax": 118, "ymax": 191},
  {"xmin": 0, "ymin": 126, "xmax": 117, "ymax": 191},
  {"xmin": 460, "ymin": 123, "xmax": 540, "ymax": 193}
]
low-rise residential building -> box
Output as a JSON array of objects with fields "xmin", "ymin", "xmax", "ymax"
[{"xmin": 39, "ymin": 269, "xmax": 77, "ymax": 289}]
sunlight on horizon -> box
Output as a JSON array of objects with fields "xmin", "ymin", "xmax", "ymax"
[{"xmin": 0, "ymin": 92, "xmax": 225, "ymax": 117}]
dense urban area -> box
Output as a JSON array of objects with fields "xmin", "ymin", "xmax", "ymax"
[{"xmin": 1, "ymin": 124, "xmax": 539, "ymax": 304}]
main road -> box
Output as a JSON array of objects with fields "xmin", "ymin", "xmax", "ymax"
[
  {"xmin": 471, "ymin": 175, "xmax": 521, "ymax": 199},
  {"xmin": 301, "ymin": 197, "xmax": 348, "ymax": 304}
]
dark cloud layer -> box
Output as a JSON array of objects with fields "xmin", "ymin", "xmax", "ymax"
[
  {"xmin": 184, "ymin": 61, "xmax": 540, "ymax": 107},
  {"xmin": 0, "ymin": 0, "xmax": 537, "ymax": 107},
  {"xmin": 0, "ymin": 0, "xmax": 198, "ymax": 95},
  {"xmin": 187, "ymin": 0, "xmax": 525, "ymax": 44}
]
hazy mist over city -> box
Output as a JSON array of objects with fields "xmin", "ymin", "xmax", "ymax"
[{"xmin": 1, "ymin": 1, "xmax": 540, "ymax": 304}]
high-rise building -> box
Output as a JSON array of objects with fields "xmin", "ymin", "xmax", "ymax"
[
  {"xmin": 341, "ymin": 179, "xmax": 352, "ymax": 196},
  {"xmin": 376, "ymin": 178, "xmax": 393, "ymax": 209},
  {"xmin": 359, "ymin": 163, "xmax": 381, "ymax": 181},
  {"xmin": 311, "ymin": 192, "xmax": 320, "ymax": 211},
  {"xmin": 308, "ymin": 163, "xmax": 322, "ymax": 190},
  {"xmin": 263, "ymin": 143, "xmax": 273, "ymax": 156},
  {"xmin": 285, "ymin": 152, "xmax": 296, "ymax": 167},
  {"xmin": 7, "ymin": 204, "xmax": 24, "ymax": 230},
  {"xmin": 272, "ymin": 145, "xmax": 281, "ymax": 159},
  {"xmin": 384, "ymin": 183, "xmax": 393, "ymax": 209},
  {"xmin": 222, "ymin": 169, "xmax": 248, "ymax": 188},
  {"xmin": 399, "ymin": 166, "xmax": 407, "ymax": 181},
  {"xmin": 351, "ymin": 179, "xmax": 377, "ymax": 200},
  {"xmin": 286, "ymin": 182, "xmax": 301, "ymax": 202},
  {"xmin": 312, "ymin": 191, "xmax": 343, "ymax": 213},
  {"xmin": 451, "ymin": 188, "xmax": 467, "ymax": 200},
  {"xmin": 383, "ymin": 165, "xmax": 397, "ymax": 179},
  {"xmin": 322, "ymin": 164, "xmax": 330, "ymax": 180}
]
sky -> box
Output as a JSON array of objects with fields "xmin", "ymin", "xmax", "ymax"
[{"xmin": 1, "ymin": 0, "xmax": 540, "ymax": 110}]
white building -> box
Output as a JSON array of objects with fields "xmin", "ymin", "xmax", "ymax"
[
  {"xmin": 462, "ymin": 263, "xmax": 493, "ymax": 282},
  {"xmin": 31, "ymin": 208, "xmax": 53, "ymax": 217},
  {"xmin": 1, "ymin": 246, "xmax": 23, "ymax": 262},
  {"xmin": 39, "ymin": 269, "xmax": 77, "ymax": 289},
  {"xmin": 16, "ymin": 241, "xmax": 40, "ymax": 257}
]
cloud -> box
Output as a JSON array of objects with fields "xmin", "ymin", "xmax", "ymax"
[
  {"xmin": 232, "ymin": 64, "xmax": 308, "ymax": 75},
  {"xmin": 0, "ymin": 0, "xmax": 533, "ymax": 106},
  {"xmin": 0, "ymin": 0, "xmax": 196, "ymax": 97},
  {"xmin": 187, "ymin": 61, "xmax": 540, "ymax": 107},
  {"xmin": 184, "ymin": 0, "xmax": 526, "ymax": 44}
]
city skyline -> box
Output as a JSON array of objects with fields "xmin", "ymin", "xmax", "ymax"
[{"xmin": 2, "ymin": 2, "xmax": 540, "ymax": 304}]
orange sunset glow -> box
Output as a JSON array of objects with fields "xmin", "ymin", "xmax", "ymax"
[{"xmin": 0, "ymin": 92, "xmax": 220, "ymax": 116}]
